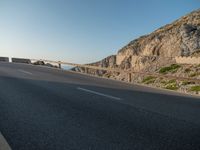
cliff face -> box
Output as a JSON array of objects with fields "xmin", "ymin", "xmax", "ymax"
[
  {"xmin": 116, "ymin": 9, "xmax": 200, "ymax": 71},
  {"xmin": 119, "ymin": 10, "xmax": 200, "ymax": 56},
  {"xmin": 93, "ymin": 9, "xmax": 200, "ymax": 71},
  {"xmin": 75, "ymin": 9, "xmax": 200, "ymax": 78},
  {"xmin": 73, "ymin": 9, "xmax": 200, "ymax": 95}
]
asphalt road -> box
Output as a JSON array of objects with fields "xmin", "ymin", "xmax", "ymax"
[{"xmin": 0, "ymin": 62, "xmax": 200, "ymax": 150}]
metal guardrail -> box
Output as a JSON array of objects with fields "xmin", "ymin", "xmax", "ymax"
[
  {"xmin": 0, "ymin": 56, "xmax": 199, "ymax": 83},
  {"xmin": 0, "ymin": 57, "xmax": 9, "ymax": 62},
  {"xmin": 12, "ymin": 58, "xmax": 31, "ymax": 64},
  {"xmin": 30, "ymin": 59, "xmax": 200, "ymax": 84}
]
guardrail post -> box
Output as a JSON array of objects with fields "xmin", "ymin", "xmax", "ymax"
[
  {"xmin": 85, "ymin": 67, "xmax": 88, "ymax": 74},
  {"xmin": 58, "ymin": 61, "xmax": 61, "ymax": 69},
  {"xmin": 128, "ymin": 73, "xmax": 132, "ymax": 82}
]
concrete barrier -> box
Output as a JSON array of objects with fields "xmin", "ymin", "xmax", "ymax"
[
  {"xmin": 12, "ymin": 58, "xmax": 31, "ymax": 64},
  {"xmin": 0, "ymin": 57, "xmax": 9, "ymax": 62}
]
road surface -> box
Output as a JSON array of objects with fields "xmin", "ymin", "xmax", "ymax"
[{"xmin": 0, "ymin": 62, "xmax": 200, "ymax": 150}]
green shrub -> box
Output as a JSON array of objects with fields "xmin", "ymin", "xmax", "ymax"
[
  {"xmin": 164, "ymin": 79, "xmax": 179, "ymax": 90},
  {"xmin": 181, "ymin": 81, "xmax": 195, "ymax": 85},
  {"xmin": 161, "ymin": 79, "xmax": 176, "ymax": 86},
  {"xmin": 168, "ymin": 79, "xmax": 176, "ymax": 84},
  {"xmin": 159, "ymin": 64, "xmax": 181, "ymax": 74},
  {"xmin": 142, "ymin": 76, "xmax": 156, "ymax": 84},
  {"xmin": 189, "ymin": 72, "xmax": 199, "ymax": 77},
  {"xmin": 161, "ymin": 80, "xmax": 167, "ymax": 84},
  {"xmin": 190, "ymin": 86, "xmax": 200, "ymax": 92},
  {"xmin": 184, "ymin": 68, "xmax": 191, "ymax": 73},
  {"xmin": 165, "ymin": 83, "xmax": 179, "ymax": 90}
]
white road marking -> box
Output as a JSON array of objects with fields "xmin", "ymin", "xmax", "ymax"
[
  {"xmin": 77, "ymin": 87, "xmax": 122, "ymax": 100},
  {"xmin": 18, "ymin": 69, "xmax": 33, "ymax": 75},
  {"xmin": 0, "ymin": 132, "xmax": 12, "ymax": 150}
]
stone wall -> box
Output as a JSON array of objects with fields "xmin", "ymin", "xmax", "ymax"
[{"xmin": 175, "ymin": 56, "xmax": 200, "ymax": 64}]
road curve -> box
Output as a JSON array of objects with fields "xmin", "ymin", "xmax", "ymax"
[{"xmin": 0, "ymin": 62, "xmax": 200, "ymax": 150}]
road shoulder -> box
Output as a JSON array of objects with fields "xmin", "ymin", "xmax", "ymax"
[{"xmin": 0, "ymin": 132, "xmax": 12, "ymax": 150}]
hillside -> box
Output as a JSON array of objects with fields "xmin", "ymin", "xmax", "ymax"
[
  {"xmin": 73, "ymin": 9, "xmax": 200, "ymax": 95},
  {"xmin": 116, "ymin": 9, "xmax": 200, "ymax": 71}
]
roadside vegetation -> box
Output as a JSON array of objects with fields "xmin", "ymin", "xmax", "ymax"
[
  {"xmin": 159, "ymin": 64, "xmax": 181, "ymax": 74},
  {"xmin": 142, "ymin": 76, "xmax": 156, "ymax": 84},
  {"xmin": 139, "ymin": 63, "xmax": 200, "ymax": 94},
  {"xmin": 160, "ymin": 79, "xmax": 179, "ymax": 90},
  {"xmin": 184, "ymin": 68, "xmax": 191, "ymax": 73},
  {"xmin": 189, "ymin": 72, "xmax": 200, "ymax": 77},
  {"xmin": 164, "ymin": 80, "xmax": 179, "ymax": 90},
  {"xmin": 181, "ymin": 81, "xmax": 195, "ymax": 86},
  {"xmin": 190, "ymin": 86, "xmax": 200, "ymax": 92}
]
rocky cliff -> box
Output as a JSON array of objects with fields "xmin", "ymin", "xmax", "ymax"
[
  {"xmin": 116, "ymin": 9, "xmax": 200, "ymax": 71},
  {"xmin": 75, "ymin": 9, "xmax": 200, "ymax": 82}
]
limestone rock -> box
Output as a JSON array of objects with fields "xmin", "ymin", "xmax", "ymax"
[{"xmin": 75, "ymin": 9, "xmax": 200, "ymax": 80}]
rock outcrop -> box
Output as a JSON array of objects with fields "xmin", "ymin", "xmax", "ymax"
[
  {"xmin": 33, "ymin": 61, "xmax": 59, "ymax": 68},
  {"xmin": 75, "ymin": 9, "xmax": 200, "ymax": 81},
  {"xmin": 116, "ymin": 9, "xmax": 200, "ymax": 71}
]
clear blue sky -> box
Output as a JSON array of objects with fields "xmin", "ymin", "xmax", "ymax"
[{"xmin": 0, "ymin": 0, "xmax": 199, "ymax": 63}]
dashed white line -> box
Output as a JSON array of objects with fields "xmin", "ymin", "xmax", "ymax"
[
  {"xmin": 0, "ymin": 132, "xmax": 12, "ymax": 150},
  {"xmin": 77, "ymin": 87, "xmax": 122, "ymax": 100},
  {"xmin": 18, "ymin": 69, "xmax": 33, "ymax": 75}
]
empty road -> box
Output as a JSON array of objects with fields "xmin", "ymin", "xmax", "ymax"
[{"xmin": 0, "ymin": 62, "xmax": 200, "ymax": 150}]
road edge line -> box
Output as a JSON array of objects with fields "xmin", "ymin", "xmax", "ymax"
[
  {"xmin": 0, "ymin": 132, "xmax": 12, "ymax": 150},
  {"xmin": 77, "ymin": 87, "xmax": 122, "ymax": 100}
]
